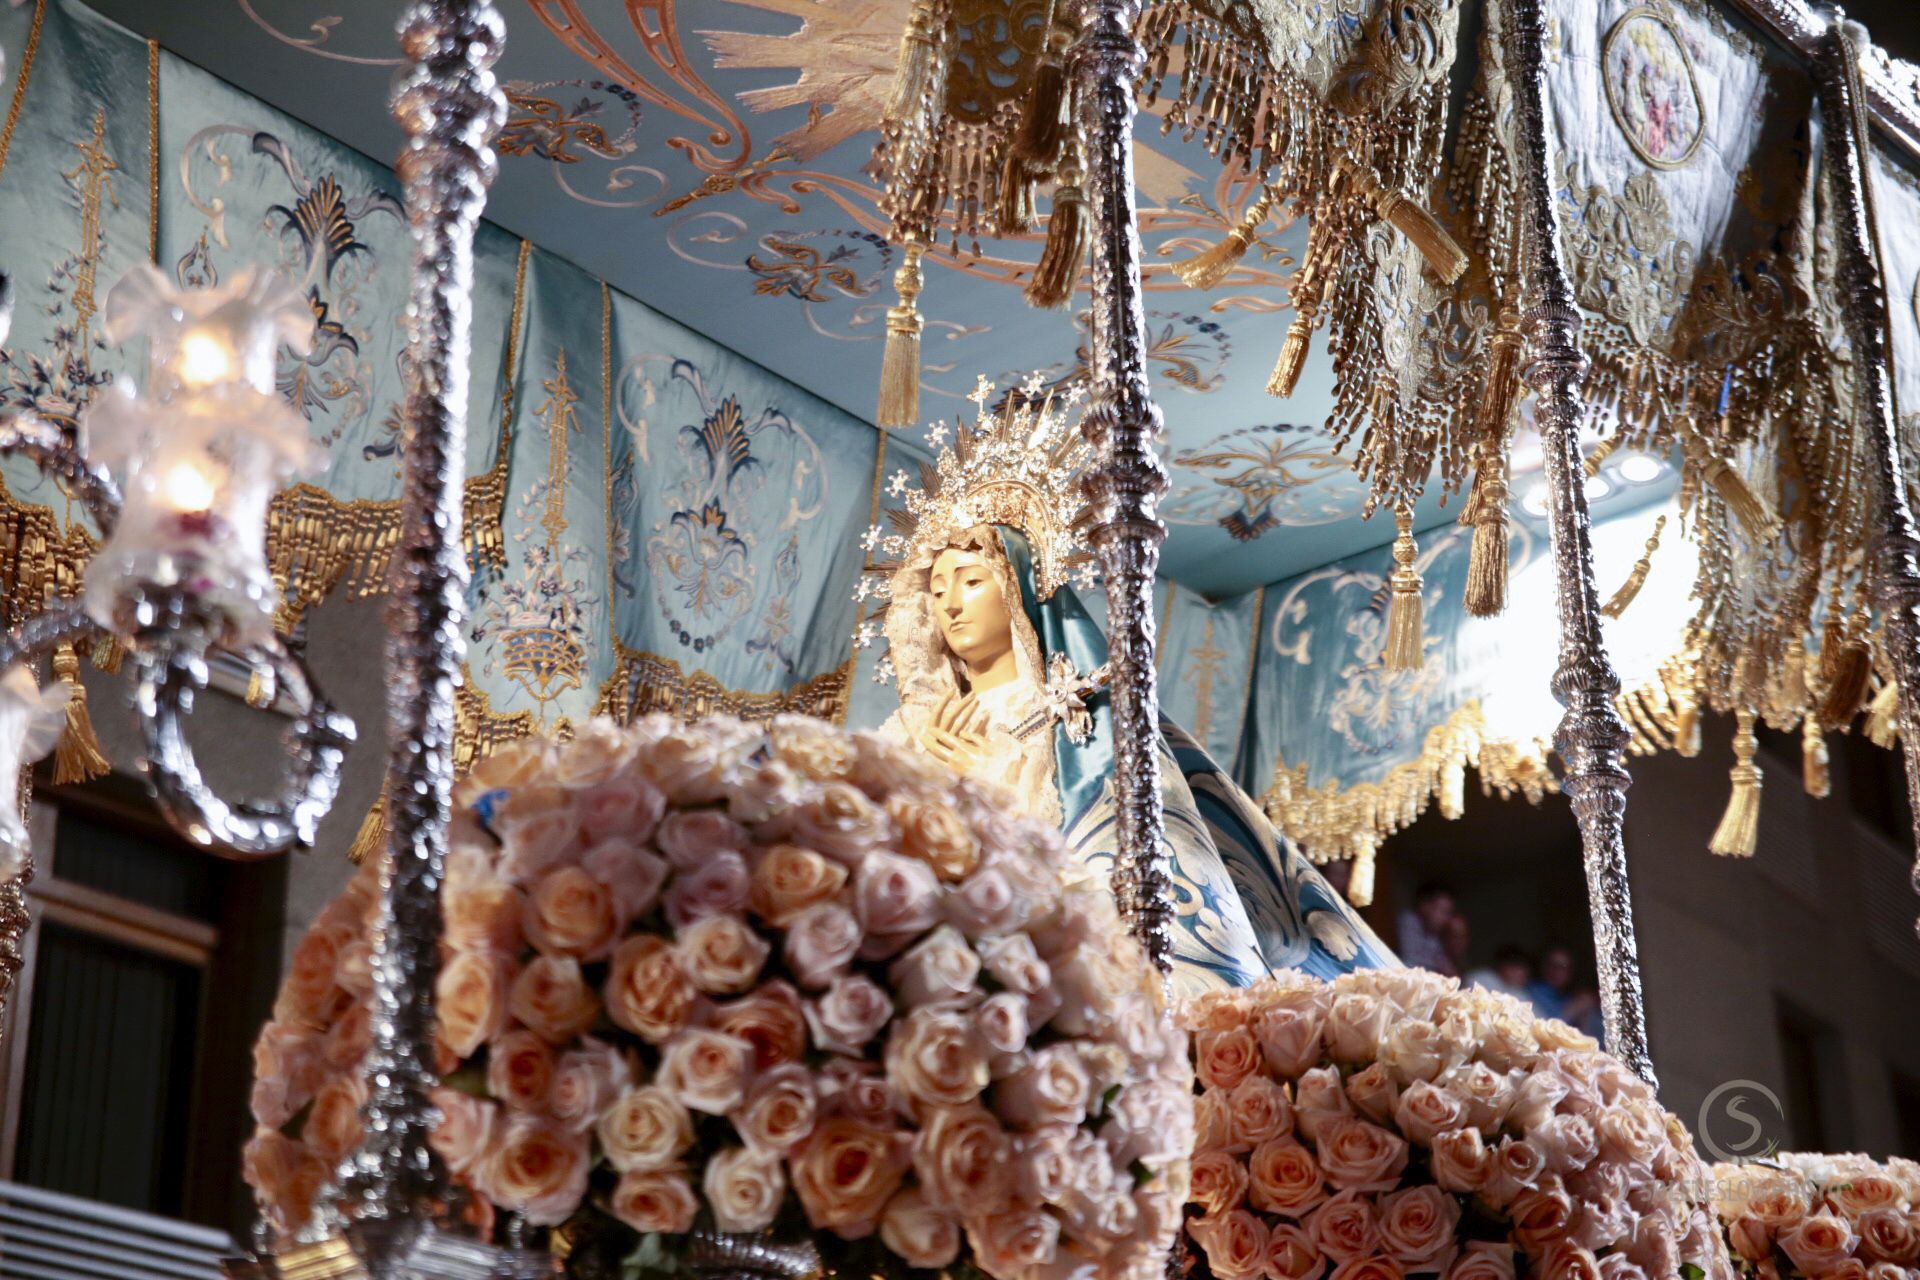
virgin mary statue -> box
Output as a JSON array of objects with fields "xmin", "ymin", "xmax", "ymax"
[{"xmin": 866, "ymin": 380, "xmax": 1395, "ymax": 995}]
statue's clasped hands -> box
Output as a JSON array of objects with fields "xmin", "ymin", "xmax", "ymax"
[{"xmin": 917, "ymin": 690, "xmax": 994, "ymax": 774}]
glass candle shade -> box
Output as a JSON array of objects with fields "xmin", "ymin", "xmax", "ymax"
[
  {"xmin": 0, "ymin": 664, "xmax": 68, "ymax": 880},
  {"xmin": 81, "ymin": 266, "xmax": 317, "ymax": 649}
]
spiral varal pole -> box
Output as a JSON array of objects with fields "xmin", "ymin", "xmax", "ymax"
[
  {"xmin": 1073, "ymin": 0, "xmax": 1175, "ymax": 977},
  {"xmin": 1501, "ymin": 0, "xmax": 1656, "ymax": 1084},
  {"xmin": 1813, "ymin": 19, "xmax": 1920, "ymax": 930},
  {"xmin": 342, "ymin": 0, "xmax": 505, "ymax": 1258}
]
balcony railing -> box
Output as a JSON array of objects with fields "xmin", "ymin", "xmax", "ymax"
[{"xmin": 0, "ymin": 1180, "xmax": 235, "ymax": 1280}]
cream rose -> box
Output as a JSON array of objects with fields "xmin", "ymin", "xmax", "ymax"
[
  {"xmin": 1594, "ymin": 1103, "xmax": 1663, "ymax": 1174},
  {"xmin": 598, "ymin": 1084, "xmax": 694, "ymax": 1172},
  {"xmin": 807, "ymin": 974, "xmax": 895, "ymax": 1056},
  {"xmin": 995, "ymin": 1044, "xmax": 1091, "ymax": 1130},
  {"xmin": 1296, "ymin": 1065, "xmax": 1356, "ymax": 1141},
  {"xmin": 676, "ymin": 913, "xmax": 770, "ymax": 995},
  {"xmin": 273, "ymin": 921, "xmax": 349, "ymax": 1030},
  {"xmin": 881, "ymin": 1186, "xmax": 963, "ymax": 1269},
  {"xmin": 497, "ymin": 806, "xmax": 584, "ymax": 887},
  {"xmin": 793, "ymin": 1115, "xmax": 912, "ymax": 1238},
  {"xmin": 477, "ymin": 1112, "xmax": 590, "ymax": 1226},
  {"xmin": 1257, "ymin": 1000, "xmax": 1327, "ymax": 1077},
  {"xmin": 750, "ymin": 844, "xmax": 849, "ymax": 927},
  {"xmin": 794, "ymin": 782, "xmax": 893, "ymax": 863},
  {"xmin": 1483, "ymin": 1136, "xmax": 1548, "ymax": 1207},
  {"xmin": 508, "ymin": 955, "xmax": 600, "ymax": 1044},
  {"xmin": 1534, "ymin": 1241, "xmax": 1602, "ymax": 1280},
  {"xmin": 889, "ymin": 1006, "xmax": 991, "ymax": 1111},
  {"xmin": 1430, "ymin": 1127, "xmax": 1492, "ymax": 1194},
  {"xmin": 891, "ymin": 796, "xmax": 980, "ymax": 881},
  {"xmin": 1535, "ymin": 1113, "xmax": 1600, "ymax": 1174},
  {"xmin": 1781, "ymin": 1214, "xmax": 1861, "ymax": 1276},
  {"xmin": 969, "ymin": 1208, "xmax": 1062, "ymax": 1277},
  {"xmin": 658, "ymin": 1027, "xmax": 752, "ymax": 1114},
  {"xmin": 1346, "ymin": 1063, "xmax": 1401, "ymax": 1125},
  {"xmin": 639, "ymin": 724, "xmax": 744, "ymax": 804},
  {"xmin": 712, "ymin": 981, "xmax": 808, "ymax": 1069},
  {"xmin": 1329, "ymin": 1257, "xmax": 1407, "ymax": 1280},
  {"xmin": 251, "ymin": 1023, "xmax": 325, "ymax": 1128},
  {"xmin": 1830, "ymin": 1175, "xmax": 1907, "ymax": 1220},
  {"xmin": 1269, "ymin": 1221, "xmax": 1328, "ymax": 1280},
  {"xmin": 445, "ymin": 879, "xmax": 525, "ymax": 954},
  {"xmin": 1446, "ymin": 1243, "xmax": 1517, "ymax": 1280},
  {"xmin": 523, "ymin": 866, "xmax": 619, "ymax": 960},
  {"xmin": 1394, "ymin": 1080, "xmax": 1469, "ymax": 1145},
  {"xmin": 854, "ymin": 851, "xmax": 942, "ymax": 937},
  {"xmin": 1196, "ymin": 1027, "xmax": 1263, "ymax": 1092},
  {"xmin": 554, "ymin": 718, "xmax": 638, "ymax": 788},
  {"xmin": 1193, "ymin": 1209, "xmax": 1273, "ymax": 1280},
  {"xmin": 1379, "ymin": 1185, "xmax": 1461, "ymax": 1268},
  {"xmin": 1191, "ymin": 1149, "xmax": 1252, "ymax": 1216},
  {"xmin": 550, "ymin": 1037, "xmax": 628, "ymax": 1134},
  {"xmin": 605, "ymin": 935, "xmax": 695, "ymax": 1043},
  {"xmin": 663, "ymin": 850, "xmax": 751, "ymax": 927},
  {"xmin": 913, "ymin": 1103, "xmax": 1013, "ymax": 1216},
  {"xmin": 487, "ymin": 1028, "xmax": 556, "ymax": 1113},
  {"xmin": 822, "ymin": 1059, "xmax": 899, "ymax": 1126},
  {"xmin": 578, "ymin": 774, "xmax": 667, "ymax": 846},
  {"xmin": 1510, "ymin": 1181, "xmax": 1575, "ymax": 1252},
  {"xmin": 705, "ymin": 1144, "xmax": 787, "ymax": 1231},
  {"xmin": 1437, "ymin": 1062, "xmax": 1516, "ymax": 1134},
  {"xmin": 890, "ymin": 925, "xmax": 982, "ymax": 1006},
  {"xmin": 733, "ymin": 1063, "xmax": 819, "ymax": 1153},
  {"xmin": 1228, "ymin": 1074, "xmax": 1295, "ymax": 1148},
  {"xmin": 943, "ymin": 866, "xmax": 1033, "ymax": 938},
  {"xmin": 323, "ymin": 1000, "xmax": 372, "ymax": 1072},
  {"xmin": 1507, "ymin": 1071, "xmax": 1570, "ymax": 1132},
  {"xmin": 1380, "ymin": 1019, "xmax": 1452, "ymax": 1086},
  {"xmin": 581, "ymin": 839, "xmax": 669, "ymax": 924},
  {"xmin": 436, "ymin": 948, "xmax": 511, "ymax": 1058},
  {"xmin": 1309, "ymin": 1188, "xmax": 1382, "ymax": 1264},
  {"xmin": 429, "ymin": 1086, "xmax": 498, "ymax": 1176},
  {"xmin": 1196, "ymin": 1088, "xmax": 1235, "ymax": 1152},
  {"xmin": 242, "ymin": 1129, "xmax": 328, "ymax": 1238},
  {"xmin": 1596, "ymin": 1255, "xmax": 1648, "ymax": 1280},
  {"xmin": 302, "ymin": 1074, "xmax": 368, "ymax": 1163},
  {"xmin": 974, "ymin": 991, "xmax": 1030, "ymax": 1059},
  {"xmin": 1249, "ymin": 1136, "xmax": 1328, "ymax": 1217},
  {"xmin": 656, "ymin": 809, "xmax": 748, "ymax": 868},
  {"xmin": 787, "ymin": 901, "xmax": 864, "ymax": 989},
  {"xmin": 610, "ymin": 1167, "xmax": 699, "ymax": 1234},
  {"xmin": 1857, "ymin": 1208, "xmax": 1920, "ymax": 1265},
  {"xmin": 1317, "ymin": 1118, "xmax": 1410, "ymax": 1193},
  {"xmin": 769, "ymin": 714, "xmax": 856, "ymax": 780},
  {"xmin": 1327, "ymin": 993, "xmax": 1390, "ymax": 1063},
  {"xmin": 1017, "ymin": 1124, "xmax": 1081, "ymax": 1204}
]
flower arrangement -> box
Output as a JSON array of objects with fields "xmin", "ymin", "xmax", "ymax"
[
  {"xmin": 245, "ymin": 714, "xmax": 1192, "ymax": 1280},
  {"xmin": 1176, "ymin": 971, "xmax": 1732, "ymax": 1280},
  {"xmin": 1711, "ymin": 1153, "xmax": 1920, "ymax": 1280}
]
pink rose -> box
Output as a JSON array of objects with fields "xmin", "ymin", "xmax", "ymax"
[
  {"xmin": 1594, "ymin": 1103, "xmax": 1663, "ymax": 1174},
  {"xmin": 578, "ymin": 775, "xmax": 666, "ymax": 846},
  {"xmin": 1197, "ymin": 1088, "xmax": 1235, "ymax": 1152},
  {"xmin": 943, "ymin": 866, "xmax": 1031, "ymax": 937},
  {"xmin": 1446, "ymin": 1243, "xmax": 1516, "ymax": 1280},
  {"xmin": 969, "ymin": 1208, "xmax": 1061, "ymax": 1277},
  {"xmin": 508, "ymin": 955, "xmax": 600, "ymax": 1043},
  {"xmin": 1394, "ymin": 1080, "xmax": 1469, "ymax": 1145},
  {"xmin": 581, "ymin": 839, "xmax": 669, "ymax": 924},
  {"xmin": 1191, "ymin": 1149, "xmax": 1252, "ymax": 1216},
  {"xmin": 882, "ymin": 1186, "xmax": 963, "ymax": 1269},
  {"xmin": 1507, "ymin": 1072, "xmax": 1570, "ymax": 1132},
  {"xmin": 792, "ymin": 782, "xmax": 892, "ymax": 863},
  {"xmin": 598, "ymin": 1084, "xmax": 694, "ymax": 1172},
  {"xmin": 974, "ymin": 991, "xmax": 1030, "ymax": 1059},
  {"xmin": 1317, "ymin": 1119, "xmax": 1410, "ymax": 1192},
  {"xmin": 610, "ymin": 1167, "xmax": 699, "ymax": 1233},
  {"xmin": 1534, "ymin": 1113, "xmax": 1600, "ymax": 1174},
  {"xmin": 1191, "ymin": 1209, "xmax": 1270, "ymax": 1280},
  {"xmin": 605, "ymin": 935, "xmax": 695, "ymax": 1043},
  {"xmin": 436, "ymin": 949, "xmax": 512, "ymax": 1059},
  {"xmin": 1269, "ymin": 1221, "xmax": 1329, "ymax": 1280},
  {"xmin": 1483, "ymin": 1136, "xmax": 1548, "ymax": 1207},
  {"xmin": 1510, "ymin": 1181, "xmax": 1575, "ymax": 1252},
  {"xmin": 488, "ymin": 1029, "xmax": 556, "ymax": 1113},
  {"xmin": 854, "ymin": 851, "xmax": 941, "ymax": 937},
  {"xmin": 550, "ymin": 1036, "xmax": 628, "ymax": 1133},
  {"xmin": 787, "ymin": 902, "xmax": 863, "ymax": 989},
  {"xmin": 1309, "ymin": 1188, "xmax": 1381, "ymax": 1263},
  {"xmin": 995, "ymin": 1044, "xmax": 1091, "ymax": 1130},
  {"xmin": 638, "ymin": 724, "xmax": 745, "ymax": 805},
  {"xmin": 1829, "ymin": 1175, "xmax": 1906, "ymax": 1220},
  {"xmin": 251, "ymin": 1023, "xmax": 325, "ymax": 1128},
  {"xmin": 676, "ymin": 913, "xmax": 770, "ymax": 995},
  {"xmin": 523, "ymin": 866, "xmax": 619, "ymax": 960},
  {"xmin": 1380, "ymin": 1020, "xmax": 1451, "ymax": 1085},
  {"xmin": 497, "ymin": 807, "xmax": 584, "ymax": 886},
  {"xmin": 302, "ymin": 1074, "xmax": 368, "ymax": 1163},
  {"xmin": 476, "ymin": 1112, "xmax": 590, "ymax": 1226},
  {"xmin": 820, "ymin": 1059, "xmax": 898, "ymax": 1126},
  {"xmin": 554, "ymin": 719, "xmax": 637, "ymax": 788},
  {"xmin": 1016, "ymin": 1125, "xmax": 1080, "ymax": 1204},
  {"xmin": 978, "ymin": 933, "xmax": 1056, "ymax": 1012},
  {"xmin": 274, "ymin": 921, "xmax": 350, "ymax": 1030},
  {"xmin": 659, "ymin": 1027, "xmax": 752, "ymax": 1114},
  {"xmin": 890, "ymin": 925, "xmax": 981, "ymax": 1006},
  {"xmin": 242, "ymin": 1129, "xmax": 328, "ymax": 1239},
  {"xmin": 663, "ymin": 850, "xmax": 751, "ymax": 927},
  {"xmin": 888, "ymin": 1007, "xmax": 990, "ymax": 1112},
  {"xmin": 1249, "ymin": 1137, "xmax": 1328, "ymax": 1217},
  {"xmin": 1257, "ymin": 999, "xmax": 1328, "ymax": 1077},
  {"xmin": 913, "ymin": 1103, "xmax": 1013, "ymax": 1215},
  {"xmin": 1436, "ymin": 1062, "xmax": 1516, "ymax": 1133},
  {"xmin": 1346, "ymin": 1063, "xmax": 1400, "ymax": 1124},
  {"xmin": 711, "ymin": 981, "xmax": 809, "ymax": 1069},
  {"xmin": 793, "ymin": 1116, "xmax": 912, "ymax": 1238},
  {"xmin": 1596, "ymin": 1256, "xmax": 1648, "ymax": 1280},
  {"xmin": 656, "ymin": 809, "xmax": 747, "ymax": 869},
  {"xmin": 1534, "ymin": 1241, "xmax": 1602, "ymax": 1280},
  {"xmin": 807, "ymin": 973, "xmax": 895, "ymax": 1055},
  {"xmin": 429, "ymin": 1086, "xmax": 498, "ymax": 1176},
  {"xmin": 704, "ymin": 1144, "xmax": 787, "ymax": 1231},
  {"xmin": 445, "ymin": 879, "xmax": 525, "ymax": 954},
  {"xmin": 749, "ymin": 844, "xmax": 849, "ymax": 927},
  {"xmin": 324, "ymin": 1000, "xmax": 372, "ymax": 1072},
  {"xmin": 1782, "ymin": 1215, "xmax": 1861, "ymax": 1276},
  {"xmin": 1857, "ymin": 1208, "xmax": 1920, "ymax": 1265},
  {"xmin": 1570, "ymin": 1193, "xmax": 1634, "ymax": 1254},
  {"xmin": 1196, "ymin": 1027, "xmax": 1264, "ymax": 1092},
  {"xmin": 1429, "ymin": 1127, "xmax": 1492, "ymax": 1194},
  {"xmin": 1228, "ymin": 1074, "xmax": 1295, "ymax": 1148},
  {"xmin": 733, "ymin": 1063, "xmax": 818, "ymax": 1153},
  {"xmin": 1329, "ymin": 1257, "xmax": 1407, "ymax": 1280},
  {"xmin": 1296, "ymin": 1065, "xmax": 1356, "ymax": 1141},
  {"xmin": 1326, "ymin": 993, "xmax": 1389, "ymax": 1063},
  {"xmin": 1379, "ymin": 1185, "xmax": 1460, "ymax": 1269}
]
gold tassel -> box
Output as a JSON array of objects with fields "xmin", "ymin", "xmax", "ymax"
[
  {"xmin": 996, "ymin": 150, "xmax": 1037, "ymax": 236},
  {"xmin": 1582, "ymin": 435, "xmax": 1622, "ymax": 480},
  {"xmin": 1708, "ymin": 710, "xmax": 1762, "ymax": 858},
  {"xmin": 1011, "ymin": 40, "xmax": 1069, "ymax": 170},
  {"xmin": 884, "ymin": 0, "xmax": 942, "ymax": 123},
  {"xmin": 1477, "ymin": 318, "xmax": 1523, "ymax": 442},
  {"xmin": 348, "ymin": 791, "xmax": 387, "ymax": 866},
  {"xmin": 1173, "ymin": 188, "xmax": 1273, "ymax": 290},
  {"xmin": 90, "ymin": 634, "xmax": 122, "ymax": 675},
  {"xmin": 1333, "ymin": 154, "xmax": 1469, "ymax": 284},
  {"xmin": 51, "ymin": 642, "xmax": 109, "ymax": 785},
  {"xmin": 1462, "ymin": 458, "xmax": 1510, "ymax": 618},
  {"xmin": 1819, "ymin": 613, "xmax": 1872, "ymax": 728},
  {"xmin": 1601, "ymin": 515, "xmax": 1665, "ymax": 619},
  {"xmin": 1672, "ymin": 685, "xmax": 1702, "ymax": 758},
  {"xmin": 1801, "ymin": 716, "xmax": 1830, "ymax": 799},
  {"xmin": 1865, "ymin": 678, "xmax": 1901, "ymax": 748},
  {"xmin": 1347, "ymin": 837, "xmax": 1377, "ymax": 908},
  {"xmin": 1268, "ymin": 312, "xmax": 1315, "ymax": 398},
  {"xmin": 1688, "ymin": 435, "xmax": 1780, "ymax": 540},
  {"xmin": 1026, "ymin": 173, "xmax": 1089, "ymax": 310},
  {"xmin": 1383, "ymin": 504, "xmax": 1424, "ymax": 671},
  {"xmin": 877, "ymin": 234, "xmax": 927, "ymax": 428}
]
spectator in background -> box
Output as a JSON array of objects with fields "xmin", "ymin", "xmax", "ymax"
[
  {"xmin": 1528, "ymin": 946, "xmax": 1575, "ymax": 1020},
  {"xmin": 1397, "ymin": 882, "xmax": 1457, "ymax": 975},
  {"xmin": 1442, "ymin": 914, "xmax": 1471, "ymax": 978},
  {"xmin": 1565, "ymin": 985, "xmax": 1605, "ymax": 1043},
  {"xmin": 1468, "ymin": 945, "xmax": 1533, "ymax": 1001}
]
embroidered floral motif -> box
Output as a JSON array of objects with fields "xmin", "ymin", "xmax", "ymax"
[
  {"xmin": 500, "ymin": 83, "xmax": 641, "ymax": 164},
  {"xmin": 1167, "ymin": 422, "xmax": 1359, "ymax": 541},
  {"xmin": 1602, "ymin": 8, "xmax": 1706, "ymax": 170}
]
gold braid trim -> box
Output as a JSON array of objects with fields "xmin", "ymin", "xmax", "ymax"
[
  {"xmin": 455, "ymin": 666, "xmax": 542, "ymax": 773},
  {"xmin": 0, "ymin": 0, "xmax": 47, "ymax": 185},
  {"xmin": 0, "ymin": 474, "xmax": 98, "ymax": 627},
  {"xmin": 147, "ymin": 40, "xmax": 158, "ymax": 264},
  {"xmin": 594, "ymin": 643, "xmax": 851, "ymax": 726},
  {"xmin": 1261, "ymin": 701, "xmax": 1556, "ymax": 867}
]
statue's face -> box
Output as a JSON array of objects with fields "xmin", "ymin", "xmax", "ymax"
[{"xmin": 929, "ymin": 547, "xmax": 1015, "ymax": 672}]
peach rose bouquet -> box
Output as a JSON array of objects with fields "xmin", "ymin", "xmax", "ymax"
[
  {"xmin": 1176, "ymin": 971, "xmax": 1732, "ymax": 1280},
  {"xmin": 244, "ymin": 714, "xmax": 1191, "ymax": 1280},
  {"xmin": 1711, "ymin": 1152, "xmax": 1920, "ymax": 1280}
]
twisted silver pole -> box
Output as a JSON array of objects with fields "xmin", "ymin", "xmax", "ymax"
[
  {"xmin": 1072, "ymin": 0, "xmax": 1175, "ymax": 977},
  {"xmin": 1813, "ymin": 18, "xmax": 1920, "ymax": 930},
  {"xmin": 341, "ymin": 0, "xmax": 506, "ymax": 1258},
  {"xmin": 1501, "ymin": 0, "xmax": 1656, "ymax": 1084}
]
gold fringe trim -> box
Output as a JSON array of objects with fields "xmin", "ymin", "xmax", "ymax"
[
  {"xmin": 1600, "ymin": 514, "xmax": 1664, "ymax": 619},
  {"xmin": 1709, "ymin": 709, "xmax": 1762, "ymax": 857},
  {"xmin": 1801, "ymin": 715, "xmax": 1830, "ymax": 799},
  {"xmin": 346, "ymin": 790, "xmax": 386, "ymax": 866},
  {"xmin": 1261, "ymin": 700, "xmax": 1556, "ymax": 871},
  {"xmin": 1865, "ymin": 678, "xmax": 1900, "ymax": 748},
  {"xmin": 1383, "ymin": 504, "xmax": 1424, "ymax": 671},
  {"xmin": 594, "ymin": 644, "xmax": 852, "ymax": 726},
  {"xmin": 0, "ymin": 0, "xmax": 47, "ymax": 184},
  {"xmin": 50, "ymin": 641, "xmax": 108, "ymax": 784}
]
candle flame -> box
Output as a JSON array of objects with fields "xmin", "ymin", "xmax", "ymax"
[
  {"xmin": 163, "ymin": 460, "xmax": 217, "ymax": 513},
  {"xmin": 178, "ymin": 330, "xmax": 235, "ymax": 388}
]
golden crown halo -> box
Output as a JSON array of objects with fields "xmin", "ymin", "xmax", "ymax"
[{"xmin": 855, "ymin": 373, "xmax": 1100, "ymax": 633}]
